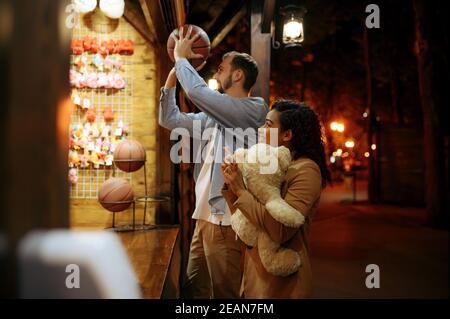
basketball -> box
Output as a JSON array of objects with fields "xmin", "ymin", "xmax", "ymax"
[
  {"xmin": 98, "ymin": 177, "xmax": 134, "ymax": 212},
  {"xmin": 167, "ymin": 24, "xmax": 210, "ymax": 69},
  {"xmin": 113, "ymin": 140, "xmax": 146, "ymax": 172}
]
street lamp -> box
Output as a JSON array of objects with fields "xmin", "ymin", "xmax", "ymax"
[
  {"xmin": 281, "ymin": 5, "xmax": 307, "ymax": 48},
  {"xmin": 330, "ymin": 121, "xmax": 345, "ymax": 133},
  {"xmin": 345, "ymin": 140, "xmax": 355, "ymax": 148}
]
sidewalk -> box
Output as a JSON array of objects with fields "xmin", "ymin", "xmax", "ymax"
[{"xmin": 309, "ymin": 181, "xmax": 449, "ymax": 298}]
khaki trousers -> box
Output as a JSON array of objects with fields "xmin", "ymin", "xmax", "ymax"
[{"xmin": 183, "ymin": 219, "xmax": 242, "ymax": 299}]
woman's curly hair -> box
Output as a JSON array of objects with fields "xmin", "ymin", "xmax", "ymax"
[{"xmin": 272, "ymin": 99, "xmax": 331, "ymax": 187}]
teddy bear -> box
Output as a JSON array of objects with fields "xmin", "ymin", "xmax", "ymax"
[{"xmin": 227, "ymin": 143, "xmax": 306, "ymax": 277}]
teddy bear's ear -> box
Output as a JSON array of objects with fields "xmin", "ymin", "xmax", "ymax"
[
  {"xmin": 234, "ymin": 148, "xmax": 247, "ymax": 164},
  {"xmin": 277, "ymin": 146, "xmax": 291, "ymax": 171}
]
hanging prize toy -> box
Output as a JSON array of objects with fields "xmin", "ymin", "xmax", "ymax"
[
  {"xmin": 99, "ymin": 40, "xmax": 109, "ymax": 56},
  {"xmin": 106, "ymin": 40, "xmax": 116, "ymax": 55},
  {"xmin": 97, "ymin": 72, "xmax": 108, "ymax": 88},
  {"xmin": 75, "ymin": 55, "xmax": 88, "ymax": 72},
  {"xmin": 68, "ymin": 168, "xmax": 78, "ymax": 185},
  {"xmin": 82, "ymin": 93, "xmax": 90, "ymax": 110},
  {"xmin": 104, "ymin": 55, "xmax": 113, "ymax": 72},
  {"xmin": 92, "ymin": 53, "xmax": 104, "ymax": 71},
  {"xmin": 71, "ymin": 39, "xmax": 84, "ymax": 55},
  {"xmin": 82, "ymin": 36, "xmax": 92, "ymax": 52},
  {"xmin": 112, "ymin": 73, "xmax": 125, "ymax": 89},
  {"xmin": 71, "ymin": 89, "xmax": 82, "ymax": 107},
  {"xmin": 90, "ymin": 152, "xmax": 100, "ymax": 169},
  {"xmin": 105, "ymin": 154, "xmax": 114, "ymax": 166},
  {"xmin": 79, "ymin": 153, "xmax": 89, "ymax": 168},
  {"xmin": 103, "ymin": 106, "xmax": 115, "ymax": 122},
  {"xmin": 86, "ymin": 106, "xmax": 97, "ymax": 123},
  {"xmin": 113, "ymin": 55, "xmax": 124, "ymax": 71},
  {"xmin": 69, "ymin": 150, "xmax": 80, "ymax": 167}
]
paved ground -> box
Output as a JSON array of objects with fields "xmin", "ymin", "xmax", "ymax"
[{"xmin": 309, "ymin": 180, "xmax": 449, "ymax": 298}]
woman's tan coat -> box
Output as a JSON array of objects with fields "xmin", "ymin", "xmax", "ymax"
[{"xmin": 222, "ymin": 157, "xmax": 322, "ymax": 298}]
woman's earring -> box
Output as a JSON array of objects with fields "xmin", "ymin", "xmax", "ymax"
[
  {"xmin": 74, "ymin": 0, "xmax": 97, "ymax": 14},
  {"xmin": 99, "ymin": 0, "xmax": 125, "ymax": 19}
]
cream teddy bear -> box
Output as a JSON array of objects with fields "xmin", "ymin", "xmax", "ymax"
[{"xmin": 228, "ymin": 143, "xmax": 306, "ymax": 277}]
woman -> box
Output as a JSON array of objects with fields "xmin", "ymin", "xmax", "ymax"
[{"xmin": 221, "ymin": 100, "xmax": 330, "ymax": 298}]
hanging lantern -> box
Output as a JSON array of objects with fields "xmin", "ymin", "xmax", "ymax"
[{"xmin": 281, "ymin": 5, "xmax": 307, "ymax": 48}]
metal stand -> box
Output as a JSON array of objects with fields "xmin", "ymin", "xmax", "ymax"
[
  {"xmin": 104, "ymin": 158, "xmax": 171, "ymax": 232},
  {"xmin": 136, "ymin": 195, "xmax": 171, "ymax": 227},
  {"xmin": 101, "ymin": 200, "xmax": 136, "ymax": 232}
]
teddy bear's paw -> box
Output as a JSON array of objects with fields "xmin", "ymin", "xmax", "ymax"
[
  {"xmin": 257, "ymin": 232, "xmax": 301, "ymax": 277},
  {"xmin": 266, "ymin": 198, "xmax": 305, "ymax": 228},
  {"xmin": 231, "ymin": 210, "xmax": 258, "ymax": 246}
]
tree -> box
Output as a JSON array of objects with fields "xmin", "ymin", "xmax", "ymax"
[{"xmin": 413, "ymin": 0, "xmax": 448, "ymax": 227}]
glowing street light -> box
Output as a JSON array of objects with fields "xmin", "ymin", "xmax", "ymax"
[
  {"xmin": 345, "ymin": 140, "xmax": 355, "ymax": 148},
  {"xmin": 281, "ymin": 5, "xmax": 307, "ymax": 48},
  {"xmin": 330, "ymin": 122, "xmax": 338, "ymax": 131},
  {"xmin": 283, "ymin": 18, "xmax": 303, "ymax": 41},
  {"xmin": 371, "ymin": 144, "xmax": 377, "ymax": 150},
  {"xmin": 364, "ymin": 152, "xmax": 370, "ymax": 157},
  {"xmin": 330, "ymin": 121, "xmax": 345, "ymax": 133}
]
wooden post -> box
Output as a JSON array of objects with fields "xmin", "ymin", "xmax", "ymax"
[
  {"xmin": 155, "ymin": 46, "xmax": 177, "ymax": 225},
  {"xmin": 0, "ymin": 0, "xmax": 71, "ymax": 297},
  {"xmin": 251, "ymin": 0, "xmax": 271, "ymax": 104}
]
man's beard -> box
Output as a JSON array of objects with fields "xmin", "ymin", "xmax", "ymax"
[{"xmin": 218, "ymin": 74, "xmax": 232, "ymax": 93}]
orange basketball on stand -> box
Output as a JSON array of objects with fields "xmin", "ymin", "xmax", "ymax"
[
  {"xmin": 113, "ymin": 140, "xmax": 146, "ymax": 172},
  {"xmin": 98, "ymin": 177, "xmax": 134, "ymax": 212},
  {"xmin": 167, "ymin": 24, "xmax": 210, "ymax": 69}
]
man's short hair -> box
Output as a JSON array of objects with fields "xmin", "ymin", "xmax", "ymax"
[{"xmin": 223, "ymin": 51, "xmax": 259, "ymax": 91}]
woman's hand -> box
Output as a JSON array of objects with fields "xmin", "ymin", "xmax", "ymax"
[{"xmin": 221, "ymin": 162, "xmax": 246, "ymax": 197}]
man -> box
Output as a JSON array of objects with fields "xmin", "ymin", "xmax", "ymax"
[{"xmin": 159, "ymin": 26, "xmax": 268, "ymax": 298}]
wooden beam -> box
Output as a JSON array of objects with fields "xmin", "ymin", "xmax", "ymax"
[
  {"xmin": 261, "ymin": 0, "xmax": 276, "ymax": 33},
  {"xmin": 147, "ymin": 0, "xmax": 184, "ymax": 224},
  {"xmin": 138, "ymin": 0, "xmax": 184, "ymax": 45},
  {"xmin": 211, "ymin": 6, "xmax": 247, "ymax": 49},
  {"xmin": 139, "ymin": 0, "xmax": 168, "ymax": 45},
  {"xmin": 251, "ymin": 0, "xmax": 271, "ymax": 103},
  {"xmin": 124, "ymin": 0, "xmax": 156, "ymax": 46},
  {"xmin": 174, "ymin": 0, "xmax": 185, "ymax": 26}
]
